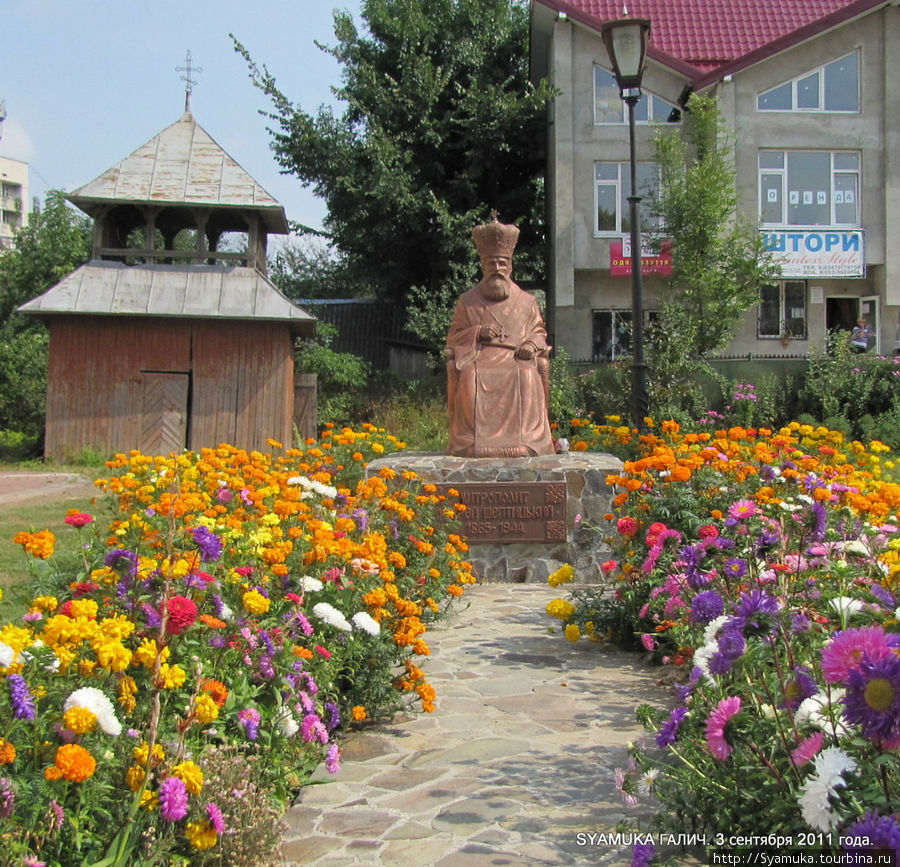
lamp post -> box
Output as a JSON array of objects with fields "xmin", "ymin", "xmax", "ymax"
[{"xmin": 601, "ymin": 17, "xmax": 651, "ymax": 429}]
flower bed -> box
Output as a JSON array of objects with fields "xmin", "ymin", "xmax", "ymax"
[
  {"xmin": 0, "ymin": 424, "xmax": 474, "ymax": 864},
  {"xmin": 548, "ymin": 419, "xmax": 900, "ymax": 862}
]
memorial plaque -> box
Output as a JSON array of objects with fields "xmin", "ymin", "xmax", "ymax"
[{"xmin": 437, "ymin": 481, "xmax": 567, "ymax": 544}]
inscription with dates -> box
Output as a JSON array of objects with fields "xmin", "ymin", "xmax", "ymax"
[{"xmin": 437, "ymin": 481, "xmax": 567, "ymax": 544}]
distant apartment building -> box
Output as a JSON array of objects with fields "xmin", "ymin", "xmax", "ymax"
[{"xmin": 0, "ymin": 156, "xmax": 29, "ymax": 250}]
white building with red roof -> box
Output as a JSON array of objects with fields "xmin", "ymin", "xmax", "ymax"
[{"xmin": 531, "ymin": 0, "xmax": 900, "ymax": 362}]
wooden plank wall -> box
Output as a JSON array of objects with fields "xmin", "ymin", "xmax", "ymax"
[{"xmin": 44, "ymin": 315, "xmax": 295, "ymax": 460}]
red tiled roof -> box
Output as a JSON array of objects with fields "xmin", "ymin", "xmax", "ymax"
[{"xmin": 539, "ymin": 0, "xmax": 884, "ymax": 75}]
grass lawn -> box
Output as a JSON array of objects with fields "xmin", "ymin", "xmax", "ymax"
[{"xmin": 0, "ymin": 468, "xmax": 111, "ymax": 613}]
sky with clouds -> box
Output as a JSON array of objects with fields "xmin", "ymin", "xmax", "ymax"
[{"xmin": 3, "ymin": 0, "xmax": 364, "ymax": 233}]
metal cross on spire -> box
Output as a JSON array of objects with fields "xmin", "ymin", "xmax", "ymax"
[{"xmin": 176, "ymin": 50, "xmax": 202, "ymax": 113}]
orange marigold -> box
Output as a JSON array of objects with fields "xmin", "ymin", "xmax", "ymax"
[
  {"xmin": 351, "ymin": 705, "xmax": 367, "ymax": 722},
  {"xmin": 45, "ymin": 743, "xmax": 96, "ymax": 782},
  {"xmin": 0, "ymin": 737, "xmax": 15, "ymax": 764}
]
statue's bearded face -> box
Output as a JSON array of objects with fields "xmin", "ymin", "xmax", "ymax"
[{"xmin": 480, "ymin": 256, "xmax": 513, "ymax": 301}]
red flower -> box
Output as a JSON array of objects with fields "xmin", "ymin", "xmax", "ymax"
[
  {"xmin": 166, "ymin": 596, "xmax": 199, "ymax": 635},
  {"xmin": 64, "ymin": 512, "xmax": 94, "ymax": 528},
  {"xmin": 698, "ymin": 524, "xmax": 719, "ymax": 540},
  {"xmin": 235, "ymin": 566, "xmax": 254, "ymax": 577},
  {"xmin": 71, "ymin": 582, "xmax": 99, "ymax": 597}
]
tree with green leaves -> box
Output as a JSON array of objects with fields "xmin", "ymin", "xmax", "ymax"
[
  {"xmin": 0, "ymin": 191, "xmax": 92, "ymax": 441},
  {"xmin": 233, "ymin": 0, "xmax": 553, "ymax": 330},
  {"xmin": 647, "ymin": 93, "xmax": 777, "ymax": 417}
]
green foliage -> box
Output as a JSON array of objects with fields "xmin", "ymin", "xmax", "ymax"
[
  {"xmin": 268, "ymin": 238, "xmax": 367, "ymax": 301},
  {"xmin": 648, "ymin": 95, "xmax": 777, "ymax": 415},
  {"xmin": 794, "ymin": 336, "xmax": 900, "ymax": 446},
  {"xmin": 232, "ymin": 0, "xmax": 554, "ymax": 308},
  {"xmin": 0, "ymin": 191, "xmax": 92, "ymax": 440},
  {"xmin": 547, "ymin": 347, "xmax": 580, "ymax": 437},
  {"xmin": 294, "ymin": 323, "xmax": 371, "ymax": 426},
  {"xmin": 365, "ymin": 376, "xmax": 448, "ymax": 451}
]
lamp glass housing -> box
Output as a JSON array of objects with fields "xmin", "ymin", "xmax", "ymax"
[{"xmin": 601, "ymin": 18, "xmax": 651, "ymax": 92}]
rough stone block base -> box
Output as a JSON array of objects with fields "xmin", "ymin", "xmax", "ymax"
[{"xmin": 365, "ymin": 452, "xmax": 623, "ymax": 584}]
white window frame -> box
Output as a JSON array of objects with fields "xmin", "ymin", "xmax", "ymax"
[
  {"xmin": 757, "ymin": 51, "xmax": 860, "ymax": 113},
  {"xmin": 594, "ymin": 162, "xmax": 661, "ymax": 236},
  {"xmin": 594, "ymin": 66, "xmax": 681, "ymax": 125},
  {"xmin": 758, "ymin": 150, "xmax": 860, "ymax": 228}
]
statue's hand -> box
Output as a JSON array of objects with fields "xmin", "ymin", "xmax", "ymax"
[
  {"xmin": 515, "ymin": 343, "xmax": 536, "ymax": 360},
  {"xmin": 478, "ymin": 325, "xmax": 499, "ymax": 343}
]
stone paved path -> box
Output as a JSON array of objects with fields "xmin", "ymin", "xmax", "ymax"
[{"xmin": 281, "ymin": 583, "xmax": 673, "ymax": 866}]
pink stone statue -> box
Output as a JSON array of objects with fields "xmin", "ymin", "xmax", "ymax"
[{"xmin": 445, "ymin": 215, "xmax": 555, "ymax": 458}]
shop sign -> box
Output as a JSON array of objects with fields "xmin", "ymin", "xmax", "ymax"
[
  {"xmin": 610, "ymin": 237, "xmax": 673, "ymax": 277},
  {"xmin": 761, "ymin": 230, "xmax": 865, "ymax": 278}
]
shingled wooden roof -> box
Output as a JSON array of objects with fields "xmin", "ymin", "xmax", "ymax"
[
  {"xmin": 67, "ymin": 111, "xmax": 289, "ymax": 234},
  {"xmin": 19, "ymin": 261, "xmax": 315, "ymax": 335}
]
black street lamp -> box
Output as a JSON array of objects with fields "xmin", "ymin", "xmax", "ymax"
[{"xmin": 600, "ymin": 17, "xmax": 651, "ymax": 429}]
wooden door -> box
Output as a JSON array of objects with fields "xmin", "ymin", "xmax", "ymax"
[{"xmin": 141, "ymin": 372, "xmax": 189, "ymax": 455}]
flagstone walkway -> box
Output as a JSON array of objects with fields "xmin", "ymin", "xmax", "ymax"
[{"xmin": 280, "ymin": 583, "xmax": 682, "ymax": 866}]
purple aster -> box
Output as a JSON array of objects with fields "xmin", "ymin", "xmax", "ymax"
[
  {"xmin": 324, "ymin": 701, "xmax": 341, "ymax": 731},
  {"xmin": 48, "ymin": 800, "xmax": 64, "ymax": 831},
  {"xmin": 142, "ymin": 603, "xmax": 162, "ymax": 630},
  {"xmin": 791, "ymin": 612, "xmax": 811, "ymax": 633},
  {"xmin": 733, "ymin": 588, "xmax": 780, "ymax": 619},
  {"xmin": 656, "ymin": 706, "xmax": 688, "ymax": 748},
  {"xmin": 723, "ymin": 557, "xmax": 748, "ymax": 579},
  {"xmin": 325, "ymin": 743, "xmax": 341, "ymax": 774},
  {"xmin": 208, "ymin": 634, "xmax": 227, "ymax": 649},
  {"xmin": 258, "ymin": 656, "xmax": 276, "ymax": 679},
  {"xmin": 782, "ymin": 667, "xmax": 818, "ymax": 711},
  {"xmin": 869, "ymin": 583, "xmax": 895, "ymax": 608},
  {"xmin": 842, "ymin": 812, "xmax": 900, "ymax": 857},
  {"xmin": 105, "ymin": 548, "xmax": 138, "ymax": 576},
  {"xmin": 352, "ymin": 508, "xmax": 369, "ymax": 532},
  {"xmin": 0, "ymin": 777, "xmax": 14, "ymax": 819},
  {"xmin": 690, "ymin": 590, "xmax": 724, "ymax": 625},
  {"xmin": 206, "ymin": 801, "xmax": 226, "ymax": 833},
  {"xmin": 810, "ymin": 501, "xmax": 828, "ymax": 541},
  {"xmin": 159, "ymin": 776, "xmax": 189, "ymax": 822},
  {"xmin": 237, "ymin": 708, "xmax": 262, "ymax": 741},
  {"xmin": 843, "ymin": 653, "xmax": 900, "ymax": 742},
  {"xmin": 259, "ymin": 630, "xmax": 276, "ymax": 656},
  {"xmin": 7, "ymin": 674, "xmax": 35, "ymax": 721},
  {"xmin": 192, "ymin": 526, "xmax": 223, "ymax": 562},
  {"xmin": 709, "ymin": 623, "xmax": 746, "ymax": 675},
  {"xmin": 299, "ymin": 691, "xmax": 316, "ymax": 714},
  {"xmin": 632, "ymin": 841, "xmax": 655, "ymax": 867}
]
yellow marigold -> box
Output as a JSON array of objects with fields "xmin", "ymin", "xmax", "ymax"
[
  {"xmin": 446, "ymin": 584, "xmax": 464, "ymax": 597},
  {"xmin": 546, "ymin": 598, "xmax": 576, "ymax": 621},
  {"xmin": 133, "ymin": 741, "xmax": 165, "ymax": 768},
  {"xmin": 186, "ymin": 819, "xmax": 218, "ymax": 850},
  {"xmin": 92, "ymin": 637, "xmax": 132, "ymax": 672},
  {"xmin": 126, "ymin": 764, "xmax": 145, "ymax": 792},
  {"xmin": 45, "ymin": 743, "xmax": 96, "ymax": 782},
  {"xmin": 242, "ymin": 588, "xmax": 271, "ymax": 615},
  {"xmin": 31, "ymin": 595, "xmax": 58, "ymax": 613},
  {"xmin": 118, "ymin": 675, "xmax": 138, "ymax": 713},
  {"xmin": 194, "ymin": 693, "xmax": 220, "ymax": 725},
  {"xmin": 158, "ymin": 663, "xmax": 187, "ymax": 690},
  {"xmin": 63, "ymin": 706, "xmax": 98, "ymax": 735},
  {"xmin": 133, "ymin": 638, "xmax": 169, "ymax": 669},
  {"xmin": 565, "ymin": 624, "xmax": 581, "ymax": 642},
  {"xmin": 173, "ymin": 760, "xmax": 204, "ymax": 795},
  {"xmin": 548, "ymin": 563, "xmax": 575, "ymax": 587},
  {"xmin": 0, "ymin": 737, "xmax": 15, "ymax": 764},
  {"xmin": 68, "ymin": 598, "xmax": 99, "ymax": 619},
  {"xmin": 351, "ymin": 705, "xmax": 367, "ymax": 722}
]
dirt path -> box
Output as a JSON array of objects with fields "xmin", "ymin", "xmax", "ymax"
[{"xmin": 0, "ymin": 472, "xmax": 100, "ymax": 508}]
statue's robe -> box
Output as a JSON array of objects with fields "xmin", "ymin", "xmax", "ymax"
[{"xmin": 445, "ymin": 281, "xmax": 555, "ymax": 457}]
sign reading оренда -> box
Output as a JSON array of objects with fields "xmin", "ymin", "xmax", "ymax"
[{"xmin": 437, "ymin": 481, "xmax": 567, "ymax": 544}]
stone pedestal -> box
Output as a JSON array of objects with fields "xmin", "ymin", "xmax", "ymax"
[{"xmin": 366, "ymin": 452, "xmax": 623, "ymax": 583}]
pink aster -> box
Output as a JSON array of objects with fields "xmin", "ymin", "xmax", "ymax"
[
  {"xmin": 159, "ymin": 776, "xmax": 189, "ymax": 822},
  {"xmin": 821, "ymin": 626, "xmax": 895, "ymax": 684},
  {"xmin": 728, "ymin": 499, "xmax": 758, "ymax": 520},
  {"xmin": 791, "ymin": 732, "xmax": 824, "ymax": 767},
  {"xmin": 705, "ymin": 696, "xmax": 742, "ymax": 760}
]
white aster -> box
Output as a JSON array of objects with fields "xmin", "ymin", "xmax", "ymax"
[
  {"xmin": 287, "ymin": 475, "xmax": 338, "ymax": 499},
  {"xmin": 275, "ymin": 707, "xmax": 300, "ymax": 737},
  {"xmin": 312, "ymin": 602, "xmax": 352, "ymax": 632},
  {"xmin": 300, "ymin": 576, "xmax": 324, "ymax": 593},
  {"xmin": 796, "ymin": 688, "xmax": 849, "ymax": 736},
  {"xmin": 637, "ymin": 768, "xmax": 659, "ymax": 796},
  {"xmin": 797, "ymin": 747, "xmax": 856, "ymax": 832},
  {"xmin": 702, "ymin": 615, "xmax": 731, "ymax": 646},
  {"xmin": 351, "ymin": 611, "xmax": 381, "ymax": 636},
  {"xmin": 64, "ymin": 687, "xmax": 122, "ymax": 736},
  {"xmin": 828, "ymin": 597, "xmax": 865, "ymax": 618},
  {"xmin": 0, "ymin": 641, "xmax": 15, "ymax": 668}
]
